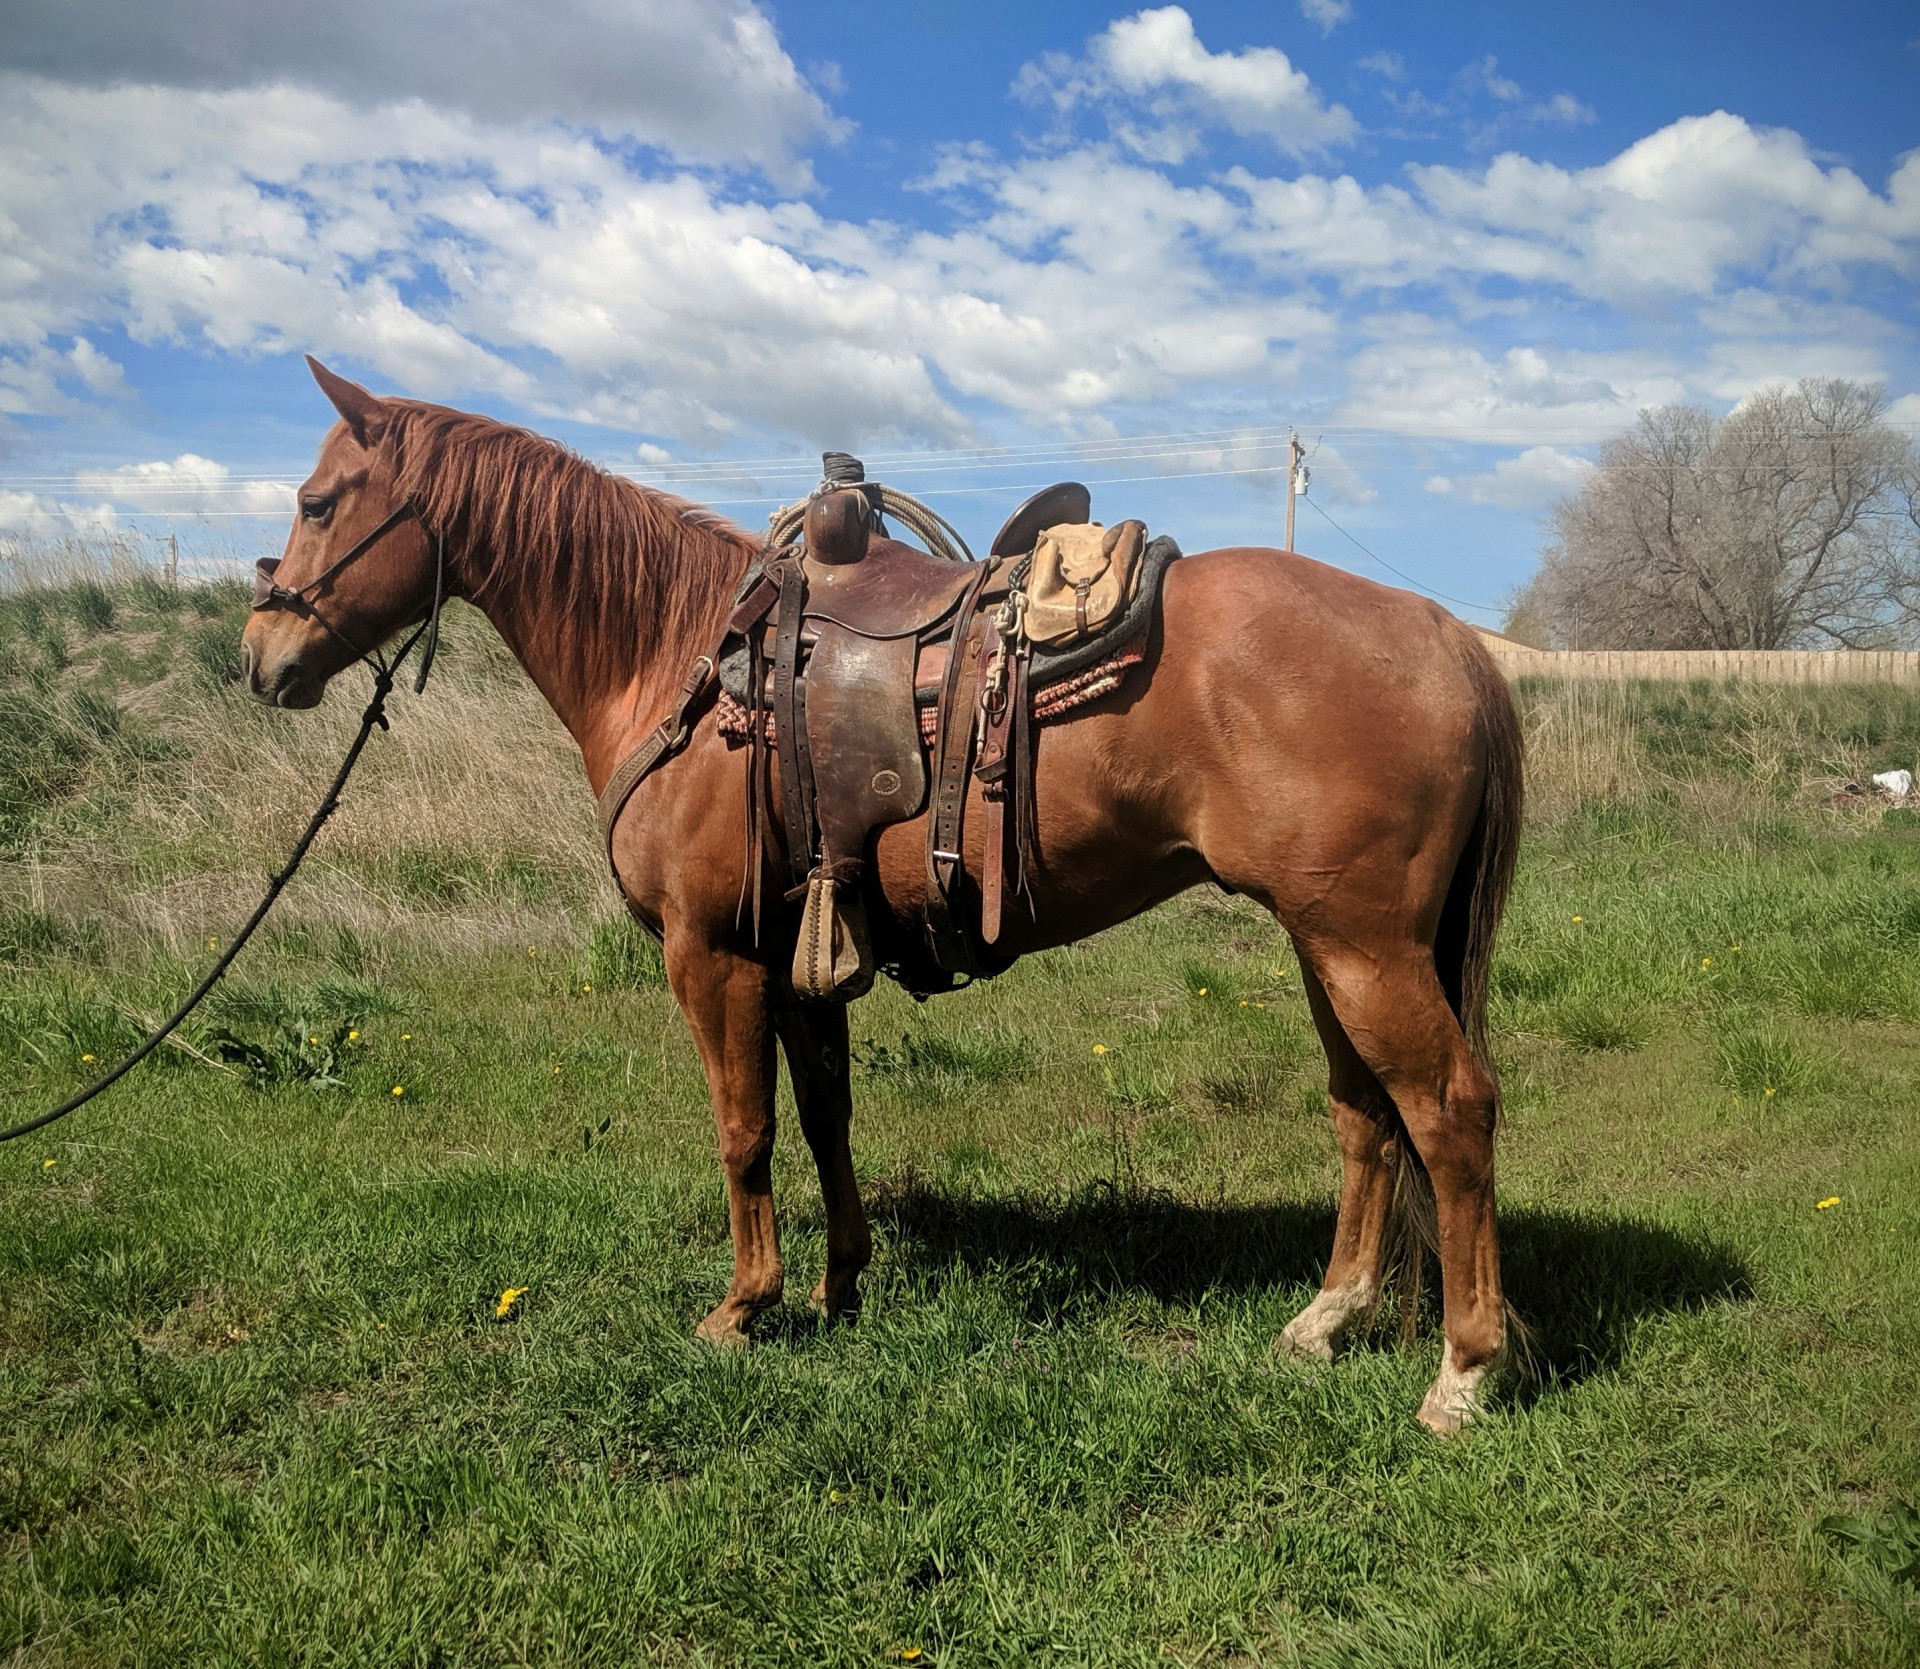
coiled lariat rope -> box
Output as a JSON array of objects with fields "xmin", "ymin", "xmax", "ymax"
[
  {"xmin": 0, "ymin": 519, "xmax": 445, "ymax": 1146},
  {"xmin": 766, "ymin": 476, "xmax": 974, "ymax": 564}
]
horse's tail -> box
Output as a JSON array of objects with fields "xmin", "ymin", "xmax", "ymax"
[
  {"xmin": 1385, "ymin": 630, "xmax": 1524, "ymax": 1339},
  {"xmin": 1437, "ymin": 635, "xmax": 1524, "ymax": 1076}
]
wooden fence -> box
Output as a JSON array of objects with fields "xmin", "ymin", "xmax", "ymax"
[{"xmin": 1472, "ymin": 634, "xmax": 1920, "ymax": 686}]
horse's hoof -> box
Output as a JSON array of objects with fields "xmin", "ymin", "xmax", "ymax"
[
  {"xmin": 694, "ymin": 1307, "xmax": 755, "ymax": 1348},
  {"xmin": 1276, "ymin": 1279, "xmax": 1376, "ymax": 1364},
  {"xmin": 809, "ymin": 1277, "xmax": 862, "ymax": 1324},
  {"xmin": 1275, "ymin": 1316, "xmax": 1337, "ymax": 1363},
  {"xmin": 1282, "ymin": 1306, "xmax": 1344, "ymax": 1359},
  {"xmin": 1415, "ymin": 1343, "xmax": 1506, "ymax": 1435}
]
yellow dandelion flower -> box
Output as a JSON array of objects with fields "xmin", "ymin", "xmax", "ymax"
[
  {"xmin": 400, "ymin": 1033, "xmax": 412, "ymax": 1042},
  {"xmin": 1731, "ymin": 943, "xmax": 1742, "ymax": 952},
  {"xmin": 80, "ymin": 1053, "xmax": 95, "ymax": 1063},
  {"xmin": 496, "ymin": 1286, "xmax": 528, "ymax": 1319},
  {"xmin": 581, "ymin": 983, "xmax": 592, "ymax": 995},
  {"xmin": 828, "ymin": 1489, "xmax": 846, "ymax": 1504},
  {"xmin": 207, "ymin": 937, "xmax": 218, "ymax": 950},
  {"xmin": 1196, "ymin": 986, "xmax": 1208, "ymax": 996},
  {"xmin": 391, "ymin": 1085, "xmax": 406, "ymax": 1097},
  {"xmin": 1255, "ymin": 1001, "xmax": 1267, "ymax": 1009},
  {"xmin": 1701, "ymin": 956, "xmax": 1713, "ymax": 968},
  {"xmin": 552, "ymin": 1065, "xmax": 562, "ymax": 1075},
  {"xmin": 527, "ymin": 946, "xmax": 537, "ymax": 957},
  {"xmin": 1571, "ymin": 914, "xmax": 1583, "ymax": 923},
  {"xmin": 347, "ymin": 1029, "xmax": 359, "ymax": 1042},
  {"xmin": 308, "ymin": 1035, "xmax": 319, "ymax": 1045},
  {"xmin": 1239, "ymin": 999, "xmax": 1249, "ymax": 1007},
  {"xmin": 1816, "ymin": 1196, "xmax": 1841, "ymax": 1210},
  {"xmin": 1764, "ymin": 1086, "xmax": 1775, "ymax": 1098},
  {"xmin": 42, "ymin": 1158, "xmax": 56, "ymax": 1170},
  {"xmin": 899, "ymin": 1651, "xmax": 922, "ymax": 1664},
  {"xmin": 1092, "ymin": 1043, "xmax": 1109, "ymax": 1055}
]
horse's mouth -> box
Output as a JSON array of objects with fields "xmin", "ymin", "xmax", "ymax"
[{"xmin": 245, "ymin": 645, "xmax": 324, "ymax": 709}]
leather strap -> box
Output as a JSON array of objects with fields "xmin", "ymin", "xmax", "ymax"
[
  {"xmin": 976, "ymin": 618, "xmax": 1010, "ymax": 944},
  {"xmin": 770, "ymin": 558, "xmax": 814, "ymax": 889},
  {"xmin": 923, "ymin": 562, "xmax": 995, "ymax": 975},
  {"xmin": 597, "ymin": 568, "xmax": 780, "ymax": 874},
  {"xmin": 974, "ymin": 617, "xmax": 1031, "ymax": 946}
]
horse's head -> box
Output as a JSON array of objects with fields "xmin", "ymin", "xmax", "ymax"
[{"xmin": 242, "ymin": 358, "xmax": 442, "ymax": 708}]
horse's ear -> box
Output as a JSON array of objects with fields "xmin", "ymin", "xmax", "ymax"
[{"xmin": 306, "ymin": 355, "xmax": 387, "ymax": 446}]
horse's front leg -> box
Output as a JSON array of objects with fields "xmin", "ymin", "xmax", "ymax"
[
  {"xmin": 775, "ymin": 1002, "xmax": 872, "ymax": 1320},
  {"xmin": 666, "ymin": 934, "xmax": 784, "ymax": 1343}
]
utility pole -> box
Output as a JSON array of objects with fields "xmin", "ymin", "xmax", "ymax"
[
  {"xmin": 165, "ymin": 533, "xmax": 178, "ymax": 588},
  {"xmin": 1283, "ymin": 430, "xmax": 1308, "ymax": 551}
]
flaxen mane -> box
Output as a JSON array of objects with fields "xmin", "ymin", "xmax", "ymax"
[{"xmin": 383, "ymin": 402, "xmax": 759, "ymax": 689}]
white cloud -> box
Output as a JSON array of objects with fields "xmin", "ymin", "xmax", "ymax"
[
  {"xmin": 73, "ymin": 454, "xmax": 293, "ymax": 515},
  {"xmin": 0, "ymin": 56, "xmax": 1913, "ymax": 467},
  {"xmin": 1337, "ymin": 337, "xmax": 1686, "ymax": 441},
  {"xmin": 1531, "ymin": 92, "xmax": 1596, "ymax": 128},
  {"xmin": 1300, "ymin": 0, "xmax": 1352, "ymax": 37},
  {"xmin": 1409, "ymin": 113, "xmax": 1920, "ymax": 300},
  {"xmin": 2, "ymin": 0, "xmax": 842, "ymax": 182},
  {"xmin": 1014, "ymin": 7, "xmax": 1356, "ymax": 161},
  {"xmin": 1461, "ymin": 56, "xmax": 1523, "ymax": 104},
  {"xmin": 0, "ymin": 489, "xmax": 116, "ymax": 535},
  {"xmin": 1885, "ymin": 392, "xmax": 1920, "ymax": 429},
  {"xmin": 1423, "ymin": 445, "xmax": 1591, "ymax": 510}
]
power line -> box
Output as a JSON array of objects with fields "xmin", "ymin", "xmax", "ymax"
[{"xmin": 1300, "ymin": 494, "xmax": 1502, "ymax": 617}]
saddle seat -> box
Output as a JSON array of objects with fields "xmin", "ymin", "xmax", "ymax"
[{"xmin": 798, "ymin": 537, "xmax": 980, "ymax": 639}]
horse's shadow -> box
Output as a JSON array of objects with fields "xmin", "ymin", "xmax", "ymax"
[{"xmin": 862, "ymin": 1177, "xmax": 1752, "ymax": 1388}]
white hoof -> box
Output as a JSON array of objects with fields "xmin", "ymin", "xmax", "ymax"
[
  {"xmin": 1416, "ymin": 1341, "xmax": 1508, "ymax": 1435},
  {"xmin": 1277, "ymin": 1277, "xmax": 1377, "ymax": 1364}
]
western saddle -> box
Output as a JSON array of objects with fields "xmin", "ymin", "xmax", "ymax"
[{"xmin": 597, "ymin": 455, "xmax": 1177, "ymax": 1001}]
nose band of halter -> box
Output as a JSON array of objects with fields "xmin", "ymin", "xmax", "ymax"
[{"xmin": 250, "ymin": 498, "xmax": 447, "ymax": 692}]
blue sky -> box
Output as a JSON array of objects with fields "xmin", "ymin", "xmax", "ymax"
[{"xmin": 2, "ymin": 0, "xmax": 1917, "ymax": 622}]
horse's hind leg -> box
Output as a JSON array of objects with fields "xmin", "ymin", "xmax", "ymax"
[
  {"xmin": 775, "ymin": 1003, "xmax": 872, "ymax": 1320},
  {"xmin": 1277, "ymin": 963, "xmax": 1398, "ymax": 1362},
  {"xmin": 1304, "ymin": 945, "xmax": 1508, "ymax": 1434}
]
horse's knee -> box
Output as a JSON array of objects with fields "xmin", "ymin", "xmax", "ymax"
[{"xmin": 717, "ymin": 1118, "xmax": 775, "ymax": 1178}]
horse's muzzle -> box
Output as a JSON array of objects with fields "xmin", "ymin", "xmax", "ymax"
[{"xmin": 241, "ymin": 628, "xmax": 323, "ymax": 709}]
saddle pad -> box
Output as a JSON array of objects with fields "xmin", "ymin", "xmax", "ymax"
[{"xmin": 715, "ymin": 632, "xmax": 1151, "ymax": 749}]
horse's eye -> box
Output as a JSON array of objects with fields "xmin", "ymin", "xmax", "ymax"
[{"xmin": 301, "ymin": 495, "xmax": 332, "ymax": 522}]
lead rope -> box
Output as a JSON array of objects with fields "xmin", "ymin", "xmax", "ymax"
[{"xmin": 0, "ymin": 595, "xmax": 441, "ymax": 1145}]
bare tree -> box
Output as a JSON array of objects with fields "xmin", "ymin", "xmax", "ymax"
[{"xmin": 1510, "ymin": 379, "xmax": 1920, "ymax": 649}]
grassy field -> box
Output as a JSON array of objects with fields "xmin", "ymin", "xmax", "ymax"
[{"xmin": 2, "ymin": 563, "xmax": 1919, "ymax": 1665}]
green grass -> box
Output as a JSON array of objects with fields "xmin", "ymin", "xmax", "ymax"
[{"xmin": 0, "ymin": 574, "xmax": 1918, "ymax": 1663}]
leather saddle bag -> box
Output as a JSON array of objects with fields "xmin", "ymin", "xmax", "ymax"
[{"xmin": 1024, "ymin": 520, "xmax": 1147, "ymax": 647}]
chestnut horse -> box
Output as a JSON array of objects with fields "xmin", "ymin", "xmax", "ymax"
[{"xmin": 244, "ymin": 361, "xmax": 1523, "ymax": 1432}]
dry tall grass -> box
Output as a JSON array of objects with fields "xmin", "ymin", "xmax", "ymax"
[
  {"xmin": 2, "ymin": 597, "xmax": 614, "ymax": 956},
  {"xmin": 8, "ymin": 566, "xmax": 1920, "ymax": 961}
]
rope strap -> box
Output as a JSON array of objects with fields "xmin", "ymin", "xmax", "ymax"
[{"xmin": 0, "ymin": 626, "xmax": 430, "ymax": 1145}]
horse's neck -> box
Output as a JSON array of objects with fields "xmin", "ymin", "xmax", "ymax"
[{"xmin": 456, "ymin": 510, "xmax": 743, "ymax": 795}]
